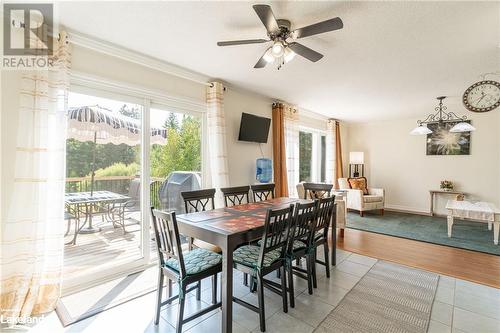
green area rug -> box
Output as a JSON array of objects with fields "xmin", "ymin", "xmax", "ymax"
[{"xmin": 346, "ymin": 211, "xmax": 499, "ymax": 256}]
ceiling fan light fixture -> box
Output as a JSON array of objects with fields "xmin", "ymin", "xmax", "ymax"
[
  {"xmin": 271, "ymin": 41, "xmax": 285, "ymax": 57},
  {"xmin": 284, "ymin": 48, "xmax": 296, "ymax": 63},
  {"xmin": 263, "ymin": 48, "xmax": 274, "ymax": 63}
]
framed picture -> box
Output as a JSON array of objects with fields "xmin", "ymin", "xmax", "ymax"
[{"xmin": 426, "ymin": 121, "xmax": 471, "ymax": 155}]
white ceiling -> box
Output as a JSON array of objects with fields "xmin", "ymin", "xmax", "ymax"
[{"xmin": 58, "ymin": 1, "xmax": 500, "ymax": 122}]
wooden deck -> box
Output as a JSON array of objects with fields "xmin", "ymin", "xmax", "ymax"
[{"xmin": 63, "ymin": 217, "xmax": 157, "ymax": 282}]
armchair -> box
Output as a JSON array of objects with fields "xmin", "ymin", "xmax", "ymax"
[{"xmin": 338, "ymin": 178, "xmax": 385, "ymax": 217}]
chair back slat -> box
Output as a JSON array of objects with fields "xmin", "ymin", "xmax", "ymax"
[
  {"xmin": 303, "ymin": 182, "xmax": 333, "ymax": 200},
  {"xmin": 151, "ymin": 208, "xmax": 187, "ymax": 277},
  {"xmin": 313, "ymin": 196, "xmax": 336, "ymax": 238},
  {"xmin": 258, "ymin": 205, "xmax": 294, "ymax": 268},
  {"xmin": 251, "ymin": 183, "xmax": 275, "ymax": 202},
  {"xmin": 289, "ymin": 201, "xmax": 318, "ymax": 250},
  {"xmin": 181, "ymin": 188, "xmax": 216, "ymax": 213},
  {"xmin": 221, "ymin": 185, "xmax": 250, "ymax": 207}
]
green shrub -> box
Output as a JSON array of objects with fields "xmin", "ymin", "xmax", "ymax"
[{"xmin": 91, "ymin": 162, "xmax": 139, "ymax": 177}]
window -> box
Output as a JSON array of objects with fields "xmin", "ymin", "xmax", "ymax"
[{"xmin": 299, "ymin": 128, "xmax": 326, "ymax": 183}]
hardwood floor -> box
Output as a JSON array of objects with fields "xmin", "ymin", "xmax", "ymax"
[{"xmin": 336, "ymin": 228, "xmax": 500, "ymax": 288}]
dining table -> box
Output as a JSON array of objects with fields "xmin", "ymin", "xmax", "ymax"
[
  {"xmin": 64, "ymin": 190, "xmax": 131, "ymax": 241},
  {"xmin": 175, "ymin": 196, "xmax": 337, "ymax": 333}
]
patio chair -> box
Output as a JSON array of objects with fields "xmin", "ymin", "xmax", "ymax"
[
  {"xmin": 286, "ymin": 200, "xmax": 318, "ymax": 307},
  {"xmin": 64, "ymin": 211, "xmax": 79, "ymax": 245},
  {"xmin": 151, "ymin": 209, "xmax": 221, "ymax": 333},
  {"xmin": 251, "ymin": 183, "xmax": 275, "ymax": 202},
  {"xmin": 181, "ymin": 188, "xmax": 221, "ymax": 252},
  {"xmin": 232, "ymin": 205, "xmax": 294, "ymax": 332},
  {"xmin": 310, "ymin": 196, "xmax": 336, "ymax": 288},
  {"xmin": 110, "ymin": 178, "xmax": 141, "ymax": 232}
]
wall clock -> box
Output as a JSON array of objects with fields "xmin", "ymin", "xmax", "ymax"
[{"xmin": 462, "ymin": 80, "xmax": 500, "ymax": 112}]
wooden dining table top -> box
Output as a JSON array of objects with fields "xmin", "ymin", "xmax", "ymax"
[{"xmin": 176, "ymin": 197, "xmax": 310, "ymax": 236}]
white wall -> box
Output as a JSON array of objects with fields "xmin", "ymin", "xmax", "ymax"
[
  {"xmin": 223, "ymin": 87, "xmax": 273, "ymax": 186},
  {"xmin": 347, "ymin": 111, "xmax": 500, "ymax": 215}
]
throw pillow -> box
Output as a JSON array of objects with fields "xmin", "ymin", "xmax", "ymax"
[{"xmin": 348, "ymin": 177, "xmax": 369, "ymax": 195}]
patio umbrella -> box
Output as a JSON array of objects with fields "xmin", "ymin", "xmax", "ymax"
[{"xmin": 67, "ymin": 105, "xmax": 167, "ymax": 195}]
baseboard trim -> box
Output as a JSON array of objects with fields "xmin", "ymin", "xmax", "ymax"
[{"xmin": 384, "ymin": 205, "xmax": 431, "ymax": 216}]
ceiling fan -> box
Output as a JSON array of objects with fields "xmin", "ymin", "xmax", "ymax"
[{"xmin": 217, "ymin": 4, "xmax": 343, "ymax": 69}]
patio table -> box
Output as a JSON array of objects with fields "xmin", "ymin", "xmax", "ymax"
[
  {"xmin": 64, "ymin": 190, "xmax": 131, "ymax": 242},
  {"xmin": 175, "ymin": 196, "xmax": 337, "ymax": 333}
]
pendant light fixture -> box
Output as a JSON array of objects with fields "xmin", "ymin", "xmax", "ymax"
[{"xmin": 410, "ymin": 96, "xmax": 476, "ymax": 135}]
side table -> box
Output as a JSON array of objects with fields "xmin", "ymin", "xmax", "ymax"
[{"xmin": 429, "ymin": 190, "xmax": 466, "ymax": 216}]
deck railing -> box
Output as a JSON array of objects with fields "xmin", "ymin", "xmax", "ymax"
[{"xmin": 65, "ymin": 176, "xmax": 165, "ymax": 209}]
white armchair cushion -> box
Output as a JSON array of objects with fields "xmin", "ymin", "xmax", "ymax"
[{"xmin": 363, "ymin": 195, "xmax": 384, "ymax": 203}]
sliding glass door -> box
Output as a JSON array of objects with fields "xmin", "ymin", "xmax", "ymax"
[
  {"xmin": 63, "ymin": 89, "xmax": 147, "ymax": 291},
  {"xmin": 62, "ymin": 87, "xmax": 205, "ymax": 292}
]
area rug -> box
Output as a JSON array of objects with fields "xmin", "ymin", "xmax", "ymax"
[
  {"xmin": 315, "ymin": 261, "xmax": 439, "ymax": 333},
  {"xmin": 347, "ymin": 211, "xmax": 500, "ymax": 256}
]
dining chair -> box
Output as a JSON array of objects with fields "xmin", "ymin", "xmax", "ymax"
[
  {"xmin": 181, "ymin": 188, "xmax": 216, "ymax": 213},
  {"xmin": 286, "ymin": 200, "xmax": 318, "ymax": 307},
  {"xmin": 232, "ymin": 205, "xmax": 294, "ymax": 332},
  {"xmin": 220, "ymin": 185, "xmax": 250, "ymax": 207},
  {"xmin": 181, "ymin": 188, "xmax": 221, "ymax": 252},
  {"xmin": 310, "ymin": 196, "xmax": 336, "ymax": 288},
  {"xmin": 251, "ymin": 183, "xmax": 275, "ymax": 202},
  {"xmin": 151, "ymin": 209, "xmax": 222, "ymax": 333},
  {"xmin": 220, "ymin": 185, "xmax": 253, "ymax": 287},
  {"xmin": 302, "ymin": 182, "xmax": 333, "ymax": 200}
]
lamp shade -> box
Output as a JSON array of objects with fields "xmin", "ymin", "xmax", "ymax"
[
  {"xmin": 449, "ymin": 122, "xmax": 476, "ymax": 133},
  {"xmin": 349, "ymin": 152, "xmax": 364, "ymax": 164},
  {"xmin": 410, "ymin": 124, "xmax": 433, "ymax": 135}
]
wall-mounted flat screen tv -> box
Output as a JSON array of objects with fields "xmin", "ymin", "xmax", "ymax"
[{"xmin": 238, "ymin": 113, "xmax": 271, "ymax": 143}]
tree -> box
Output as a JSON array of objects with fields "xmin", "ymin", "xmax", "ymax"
[
  {"xmin": 151, "ymin": 115, "xmax": 201, "ymax": 178},
  {"xmin": 118, "ymin": 104, "xmax": 141, "ymax": 120},
  {"xmin": 164, "ymin": 112, "xmax": 179, "ymax": 131},
  {"xmin": 299, "ymin": 131, "xmax": 312, "ymax": 182}
]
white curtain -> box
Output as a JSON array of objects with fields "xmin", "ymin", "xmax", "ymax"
[
  {"xmin": 206, "ymin": 82, "xmax": 229, "ymax": 206},
  {"xmin": 325, "ymin": 119, "xmax": 336, "ymax": 184},
  {"xmin": 1, "ymin": 33, "xmax": 71, "ymax": 322},
  {"xmin": 283, "ymin": 105, "xmax": 299, "ymax": 198}
]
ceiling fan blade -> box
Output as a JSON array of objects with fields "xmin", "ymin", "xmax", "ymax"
[
  {"xmin": 288, "ymin": 42, "xmax": 323, "ymax": 62},
  {"xmin": 217, "ymin": 39, "xmax": 268, "ymax": 46},
  {"xmin": 254, "ymin": 49, "xmax": 270, "ymax": 68},
  {"xmin": 292, "ymin": 17, "xmax": 343, "ymax": 39},
  {"xmin": 253, "ymin": 4, "xmax": 280, "ymax": 34}
]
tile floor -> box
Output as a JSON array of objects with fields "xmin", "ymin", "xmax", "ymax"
[{"xmin": 27, "ymin": 249, "xmax": 500, "ymax": 333}]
